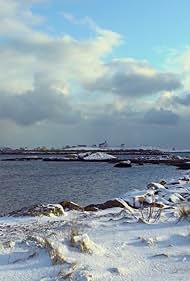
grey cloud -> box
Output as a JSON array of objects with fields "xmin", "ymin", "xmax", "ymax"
[
  {"xmin": 173, "ymin": 93, "xmax": 190, "ymax": 106},
  {"xmin": 144, "ymin": 108, "xmax": 180, "ymax": 126},
  {"xmin": 1, "ymin": 102, "xmax": 190, "ymax": 149},
  {"xmin": 86, "ymin": 61, "xmax": 182, "ymax": 97},
  {"xmin": 0, "ymin": 79, "xmax": 81, "ymax": 126}
]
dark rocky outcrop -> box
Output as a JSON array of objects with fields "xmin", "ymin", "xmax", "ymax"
[
  {"xmin": 59, "ymin": 200, "xmax": 84, "ymax": 211},
  {"xmin": 59, "ymin": 199, "xmax": 134, "ymax": 212},
  {"xmin": 8, "ymin": 204, "xmax": 65, "ymax": 217},
  {"xmin": 114, "ymin": 161, "xmax": 132, "ymax": 168},
  {"xmin": 176, "ymin": 162, "xmax": 190, "ymax": 170},
  {"xmin": 84, "ymin": 199, "xmax": 132, "ymax": 211}
]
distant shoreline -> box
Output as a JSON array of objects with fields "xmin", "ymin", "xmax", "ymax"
[{"xmin": 0, "ymin": 148, "xmax": 167, "ymax": 155}]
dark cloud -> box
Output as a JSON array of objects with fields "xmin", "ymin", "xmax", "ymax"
[
  {"xmin": 144, "ymin": 108, "xmax": 180, "ymax": 126},
  {"xmin": 173, "ymin": 93, "xmax": 190, "ymax": 106},
  {"xmin": 0, "ymin": 79, "xmax": 81, "ymax": 126},
  {"xmin": 86, "ymin": 61, "xmax": 182, "ymax": 97},
  {"xmin": 1, "ymin": 103, "xmax": 190, "ymax": 149}
]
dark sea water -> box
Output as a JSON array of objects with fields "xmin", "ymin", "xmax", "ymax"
[{"xmin": 0, "ymin": 154, "xmax": 184, "ymax": 215}]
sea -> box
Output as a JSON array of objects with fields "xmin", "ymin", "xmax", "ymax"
[{"xmin": 0, "ymin": 153, "xmax": 189, "ymax": 215}]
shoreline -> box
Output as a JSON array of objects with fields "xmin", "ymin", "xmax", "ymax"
[
  {"xmin": 0, "ymin": 169, "xmax": 189, "ymax": 281},
  {"xmin": 3, "ymin": 169, "xmax": 190, "ymax": 217},
  {"xmin": 1, "ymin": 152, "xmax": 190, "ymax": 168}
]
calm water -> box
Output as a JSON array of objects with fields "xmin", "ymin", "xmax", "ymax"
[{"xmin": 0, "ymin": 154, "xmax": 183, "ymax": 215}]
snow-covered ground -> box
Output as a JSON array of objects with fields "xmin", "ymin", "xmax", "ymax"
[{"xmin": 0, "ymin": 173, "xmax": 190, "ymax": 281}]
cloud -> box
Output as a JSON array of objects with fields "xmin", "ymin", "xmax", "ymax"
[
  {"xmin": 0, "ymin": 18, "xmax": 121, "ymax": 93},
  {"xmin": 0, "ymin": 77, "xmax": 81, "ymax": 125},
  {"xmin": 144, "ymin": 108, "xmax": 180, "ymax": 126},
  {"xmin": 85, "ymin": 59, "xmax": 182, "ymax": 97},
  {"xmin": 0, "ymin": 0, "xmax": 189, "ymax": 148},
  {"xmin": 0, "ymin": 0, "xmax": 44, "ymax": 38},
  {"xmin": 173, "ymin": 93, "xmax": 190, "ymax": 106}
]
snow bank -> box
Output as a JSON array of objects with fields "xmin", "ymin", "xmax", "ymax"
[{"xmin": 83, "ymin": 152, "xmax": 116, "ymax": 161}]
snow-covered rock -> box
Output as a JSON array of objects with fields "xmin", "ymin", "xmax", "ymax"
[
  {"xmin": 71, "ymin": 233, "xmax": 105, "ymax": 256},
  {"xmin": 9, "ymin": 204, "xmax": 65, "ymax": 217},
  {"xmin": 147, "ymin": 182, "xmax": 165, "ymax": 191},
  {"xmin": 83, "ymin": 152, "xmax": 116, "ymax": 161}
]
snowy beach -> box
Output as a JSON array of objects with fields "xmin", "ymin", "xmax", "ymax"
[{"xmin": 0, "ymin": 171, "xmax": 190, "ymax": 281}]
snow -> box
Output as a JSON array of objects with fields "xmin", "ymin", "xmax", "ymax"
[
  {"xmin": 83, "ymin": 152, "xmax": 116, "ymax": 161},
  {"xmin": 0, "ymin": 173, "xmax": 190, "ymax": 280},
  {"xmin": 147, "ymin": 182, "xmax": 166, "ymax": 191}
]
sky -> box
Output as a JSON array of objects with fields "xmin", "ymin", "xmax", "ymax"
[{"xmin": 0, "ymin": 0, "xmax": 190, "ymax": 148}]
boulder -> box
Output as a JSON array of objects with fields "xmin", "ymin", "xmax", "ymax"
[
  {"xmin": 114, "ymin": 160, "xmax": 132, "ymax": 168},
  {"xmin": 147, "ymin": 182, "xmax": 165, "ymax": 191},
  {"xmin": 176, "ymin": 162, "xmax": 190, "ymax": 170},
  {"xmin": 84, "ymin": 199, "xmax": 134, "ymax": 213},
  {"xmin": 59, "ymin": 200, "xmax": 83, "ymax": 211},
  {"xmin": 160, "ymin": 180, "xmax": 167, "ymax": 185},
  {"xmin": 84, "ymin": 205, "xmax": 99, "ymax": 212},
  {"xmin": 9, "ymin": 204, "xmax": 65, "ymax": 217}
]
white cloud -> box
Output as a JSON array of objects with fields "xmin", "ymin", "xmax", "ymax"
[
  {"xmin": 0, "ymin": 0, "xmax": 189, "ymax": 147},
  {"xmin": 0, "ymin": 1, "xmax": 121, "ymax": 93},
  {"xmin": 0, "ymin": 0, "xmax": 44, "ymax": 37}
]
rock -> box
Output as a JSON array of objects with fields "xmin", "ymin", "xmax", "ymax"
[
  {"xmin": 160, "ymin": 180, "xmax": 167, "ymax": 185},
  {"xmin": 133, "ymin": 194, "xmax": 152, "ymax": 208},
  {"xmin": 60, "ymin": 200, "xmax": 84, "ymax": 211},
  {"xmin": 132, "ymin": 192, "xmax": 170, "ymax": 209},
  {"xmin": 9, "ymin": 204, "xmax": 65, "ymax": 217},
  {"xmin": 147, "ymin": 182, "xmax": 165, "ymax": 191},
  {"xmin": 84, "ymin": 199, "xmax": 134, "ymax": 212},
  {"xmin": 71, "ymin": 233, "xmax": 105, "ymax": 255},
  {"xmin": 176, "ymin": 162, "xmax": 190, "ymax": 170},
  {"xmin": 84, "ymin": 205, "xmax": 99, "ymax": 212},
  {"xmin": 114, "ymin": 160, "xmax": 132, "ymax": 168}
]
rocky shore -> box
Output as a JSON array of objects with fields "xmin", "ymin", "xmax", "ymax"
[
  {"xmin": 5, "ymin": 171, "xmax": 190, "ymax": 217},
  {"xmin": 0, "ymin": 171, "xmax": 189, "ymax": 281}
]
